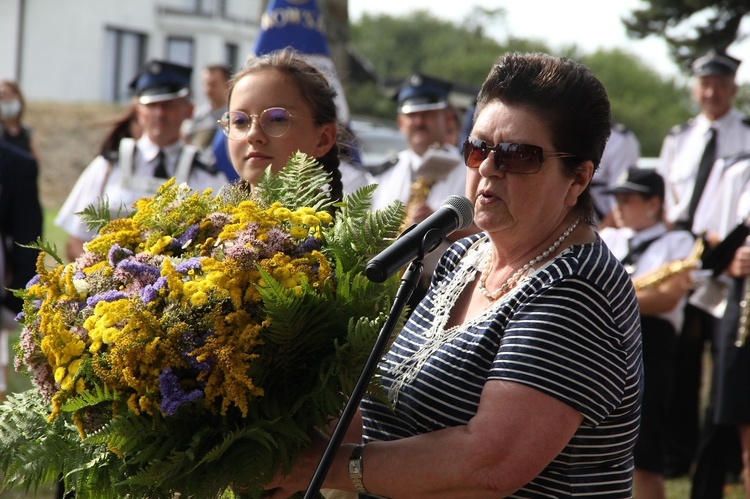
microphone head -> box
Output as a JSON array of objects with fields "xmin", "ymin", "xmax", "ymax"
[{"xmin": 442, "ymin": 195, "xmax": 474, "ymax": 231}]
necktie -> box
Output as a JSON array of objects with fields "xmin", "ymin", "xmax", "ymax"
[
  {"xmin": 686, "ymin": 127, "xmax": 717, "ymax": 225},
  {"xmin": 154, "ymin": 150, "xmax": 169, "ymax": 178}
]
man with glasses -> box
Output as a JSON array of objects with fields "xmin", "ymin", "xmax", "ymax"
[
  {"xmin": 370, "ymin": 74, "xmax": 475, "ymax": 308},
  {"xmin": 55, "ymin": 60, "xmax": 229, "ymax": 262}
]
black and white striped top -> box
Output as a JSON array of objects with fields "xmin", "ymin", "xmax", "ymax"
[{"xmin": 360, "ymin": 233, "xmax": 643, "ymax": 497}]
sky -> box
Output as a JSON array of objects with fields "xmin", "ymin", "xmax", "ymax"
[{"xmin": 348, "ymin": 0, "xmax": 750, "ymax": 85}]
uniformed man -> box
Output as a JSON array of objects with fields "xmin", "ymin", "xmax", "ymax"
[
  {"xmin": 370, "ymin": 73, "xmax": 475, "ymax": 309},
  {"xmin": 56, "ymin": 60, "xmax": 229, "ymax": 262},
  {"xmin": 590, "ymin": 123, "xmax": 641, "ymax": 228},
  {"xmin": 659, "ymin": 50, "xmax": 750, "ymax": 232},
  {"xmin": 658, "ymin": 49, "xmax": 750, "ymax": 481},
  {"xmin": 370, "ymin": 73, "xmax": 466, "ymax": 213}
]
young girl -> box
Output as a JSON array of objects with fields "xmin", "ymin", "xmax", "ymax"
[
  {"xmin": 221, "ymin": 49, "xmax": 370, "ymax": 201},
  {"xmin": 600, "ymin": 167, "xmax": 695, "ymax": 499}
]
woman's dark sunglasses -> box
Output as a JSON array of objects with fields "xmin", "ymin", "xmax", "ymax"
[{"xmin": 462, "ymin": 136, "xmax": 576, "ymax": 174}]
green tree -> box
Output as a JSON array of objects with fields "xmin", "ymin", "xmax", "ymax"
[
  {"xmin": 581, "ymin": 48, "xmax": 693, "ymax": 156},
  {"xmin": 348, "ymin": 10, "xmax": 693, "ymax": 156},
  {"xmin": 623, "ymin": 0, "xmax": 750, "ymax": 73}
]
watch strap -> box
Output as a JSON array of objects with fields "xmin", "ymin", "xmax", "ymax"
[{"xmin": 348, "ymin": 444, "xmax": 368, "ymax": 494}]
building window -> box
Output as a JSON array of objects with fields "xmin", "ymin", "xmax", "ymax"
[
  {"xmin": 225, "ymin": 43, "xmax": 239, "ymax": 73},
  {"xmin": 167, "ymin": 37, "xmax": 194, "ymax": 67},
  {"xmin": 103, "ymin": 28, "xmax": 147, "ymax": 103}
]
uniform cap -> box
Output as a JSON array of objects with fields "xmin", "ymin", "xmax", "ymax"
[
  {"xmin": 691, "ymin": 50, "xmax": 741, "ymax": 78},
  {"xmin": 130, "ymin": 60, "xmax": 193, "ymax": 104},
  {"xmin": 604, "ymin": 167, "xmax": 665, "ymax": 198},
  {"xmin": 396, "ymin": 74, "xmax": 451, "ymax": 114}
]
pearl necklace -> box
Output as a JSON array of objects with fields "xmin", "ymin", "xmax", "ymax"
[{"xmin": 478, "ymin": 217, "xmax": 581, "ymax": 301}]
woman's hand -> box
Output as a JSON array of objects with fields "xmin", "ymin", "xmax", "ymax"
[
  {"xmin": 261, "ymin": 431, "xmax": 331, "ymax": 498},
  {"xmin": 728, "ymin": 245, "xmax": 750, "ymax": 278}
]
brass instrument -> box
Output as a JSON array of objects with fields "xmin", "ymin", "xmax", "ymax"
[
  {"xmin": 400, "ymin": 175, "xmax": 436, "ymax": 233},
  {"xmin": 400, "ymin": 142, "xmax": 459, "ymax": 233},
  {"xmin": 735, "ymin": 276, "xmax": 750, "ymax": 347},
  {"xmin": 632, "ymin": 237, "xmax": 705, "ymax": 291},
  {"xmin": 735, "ymin": 236, "xmax": 750, "ymax": 347}
]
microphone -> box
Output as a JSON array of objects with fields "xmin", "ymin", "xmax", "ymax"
[{"xmin": 366, "ymin": 195, "xmax": 474, "ymax": 283}]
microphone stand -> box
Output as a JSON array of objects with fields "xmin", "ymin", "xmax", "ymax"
[{"xmin": 302, "ymin": 244, "xmax": 426, "ymax": 498}]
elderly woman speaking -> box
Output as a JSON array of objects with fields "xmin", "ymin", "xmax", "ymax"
[{"xmin": 264, "ymin": 52, "xmax": 642, "ymax": 498}]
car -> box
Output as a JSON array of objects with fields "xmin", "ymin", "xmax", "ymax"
[
  {"xmin": 638, "ymin": 157, "xmax": 659, "ymax": 169},
  {"xmin": 349, "ymin": 116, "xmax": 407, "ymax": 175}
]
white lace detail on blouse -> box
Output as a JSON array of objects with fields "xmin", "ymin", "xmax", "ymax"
[{"xmin": 388, "ymin": 238, "xmax": 526, "ymax": 403}]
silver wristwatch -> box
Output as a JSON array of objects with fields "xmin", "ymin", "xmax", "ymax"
[{"xmin": 348, "ymin": 444, "xmax": 368, "ymax": 494}]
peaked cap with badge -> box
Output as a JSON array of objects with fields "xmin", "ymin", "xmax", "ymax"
[
  {"xmin": 130, "ymin": 60, "xmax": 193, "ymax": 105},
  {"xmin": 396, "ymin": 74, "xmax": 452, "ymax": 114},
  {"xmin": 691, "ymin": 50, "xmax": 741, "ymax": 78}
]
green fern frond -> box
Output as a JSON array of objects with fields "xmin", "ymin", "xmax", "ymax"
[
  {"xmin": 338, "ymin": 184, "xmax": 378, "ymax": 220},
  {"xmin": 61, "ymin": 384, "xmax": 119, "ymax": 412},
  {"xmin": 16, "ymin": 236, "xmax": 63, "ymax": 265},
  {"xmin": 76, "ymin": 196, "xmax": 128, "ymax": 233},
  {"xmin": 252, "ymin": 152, "xmax": 334, "ymax": 212},
  {"xmin": 326, "ymin": 200, "xmax": 405, "ymax": 271}
]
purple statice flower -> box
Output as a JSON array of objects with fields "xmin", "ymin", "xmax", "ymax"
[
  {"xmin": 297, "ymin": 236, "xmax": 321, "ymax": 255},
  {"xmin": 86, "ymin": 290, "xmax": 128, "ymax": 308},
  {"xmin": 73, "ymin": 271, "xmax": 85, "ymax": 280},
  {"xmin": 174, "ymin": 257, "xmax": 201, "ymax": 274},
  {"xmin": 158, "ymin": 367, "xmax": 203, "ymax": 416},
  {"xmin": 177, "ymin": 224, "xmax": 200, "ymax": 247},
  {"xmin": 180, "ymin": 330, "xmax": 213, "ymax": 372},
  {"xmin": 25, "ymin": 274, "xmax": 40, "ymax": 288},
  {"xmin": 107, "ymin": 243, "xmax": 134, "ymax": 268},
  {"xmin": 139, "ymin": 276, "xmax": 167, "ymax": 305},
  {"xmin": 166, "ymin": 224, "xmax": 200, "ymax": 254},
  {"xmin": 15, "ymin": 311, "xmax": 24, "ymax": 322},
  {"xmin": 116, "ymin": 259, "xmax": 161, "ymax": 285}
]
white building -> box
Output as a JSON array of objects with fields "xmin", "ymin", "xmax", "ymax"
[{"xmin": 1, "ymin": 0, "xmax": 262, "ymax": 103}]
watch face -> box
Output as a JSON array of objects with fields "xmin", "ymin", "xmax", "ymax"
[{"xmin": 349, "ymin": 460, "xmax": 362, "ymax": 474}]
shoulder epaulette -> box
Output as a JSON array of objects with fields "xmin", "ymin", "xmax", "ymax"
[
  {"xmin": 371, "ymin": 154, "xmax": 399, "ymax": 176},
  {"xmin": 669, "ymin": 119, "xmax": 693, "ymax": 136},
  {"xmin": 191, "ymin": 154, "xmax": 219, "ymax": 175},
  {"xmin": 612, "ymin": 122, "xmax": 631, "ymax": 134},
  {"xmin": 724, "ymin": 150, "xmax": 750, "ymax": 169},
  {"xmin": 102, "ymin": 149, "xmax": 118, "ymax": 164}
]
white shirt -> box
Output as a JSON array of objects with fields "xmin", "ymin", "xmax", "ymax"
[
  {"xmin": 591, "ymin": 126, "xmax": 640, "ymax": 218},
  {"xmin": 600, "ymin": 222, "xmax": 695, "ymax": 331},
  {"xmin": 690, "ymin": 153, "xmax": 750, "ymax": 317},
  {"xmin": 370, "ymin": 144, "xmax": 466, "ymax": 211},
  {"xmin": 658, "ymin": 109, "xmax": 750, "ymax": 226},
  {"xmin": 56, "ymin": 135, "xmax": 228, "ymax": 241},
  {"xmin": 339, "ymin": 160, "xmax": 374, "ymax": 196},
  {"xmin": 370, "ymin": 144, "xmax": 467, "ymax": 287}
]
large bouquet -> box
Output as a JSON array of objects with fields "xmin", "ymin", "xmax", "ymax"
[{"xmin": 0, "ymin": 153, "xmax": 405, "ymax": 498}]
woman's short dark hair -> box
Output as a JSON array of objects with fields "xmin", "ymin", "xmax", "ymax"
[
  {"xmin": 475, "ymin": 52, "xmax": 612, "ymax": 225},
  {"xmin": 228, "ymin": 48, "xmax": 344, "ymax": 203}
]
